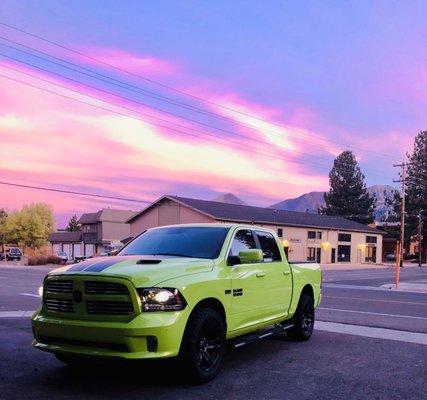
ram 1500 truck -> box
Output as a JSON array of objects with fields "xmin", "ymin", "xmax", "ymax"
[{"xmin": 32, "ymin": 224, "xmax": 321, "ymax": 382}]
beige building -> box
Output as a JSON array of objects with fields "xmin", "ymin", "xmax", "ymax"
[
  {"xmin": 127, "ymin": 196, "xmax": 384, "ymax": 265},
  {"xmin": 49, "ymin": 208, "xmax": 136, "ymax": 258}
]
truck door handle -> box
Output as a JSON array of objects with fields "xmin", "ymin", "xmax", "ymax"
[
  {"xmin": 256, "ymin": 272, "xmax": 266, "ymax": 278},
  {"xmin": 283, "ymin": 271, "xmax": 291, "ymax": 275}
]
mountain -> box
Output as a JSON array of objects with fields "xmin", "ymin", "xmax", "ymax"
[
  {"xmin": 212, "ymin": 193, "xmax": 247, "ymax": 205},
  {"xmin": 270, "ymin": 185, "xmax": 398, "ymax": 220},
  {"xmin": 270, "ymin": 191, "xmax": 325, "ymax": 213}
]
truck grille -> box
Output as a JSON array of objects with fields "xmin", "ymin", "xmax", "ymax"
[
  {"xmin": 44, "ymin": 280, "xmax": 73, "ymax": 293},
  {"xmin": 44, "ymin": 298, "xmax": 75, "ymax": 313},
  {"xmin": 86, "ymin": 301, "xmax": 134, "ymax": 315},
  {"xmin": 43, "ymin": 277, "xmax": 135, "ymax": 318},
  {"xmin": 85, "ymin": 281, "xmax": 129, "ymax": 295}
]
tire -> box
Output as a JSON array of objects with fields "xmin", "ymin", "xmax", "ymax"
[
  {"xmin": 54, "ymin": 352, "xmax": 84, "ymax": 366},
  {"xmin": 286, "ymin": 294, "xmax": 315, "ymax": 341},
  {"xmin": 180, "ymin": 308, "xmax": 226, "ymax": 384}
]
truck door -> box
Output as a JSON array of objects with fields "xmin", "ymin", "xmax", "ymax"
[
  {"xmin": 254, "ymin": 230, "xmax": 292, "ymax": 320},
  {"xmin": 228, "ymin": 229, "xmax": 270, "ymax": 331}
]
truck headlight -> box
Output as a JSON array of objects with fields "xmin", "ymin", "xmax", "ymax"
[{"xmin": 137, "ymin": 288, "xmax": 186, "ymax": 312}]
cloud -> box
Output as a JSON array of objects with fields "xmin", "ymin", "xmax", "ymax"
[
  {"xmin": 74, "ymin": 48, "xmax": 177, "ymax": 76},
  {"xmin": 0, "ymin": 48, "xmax": 332, "ymax": 225}
]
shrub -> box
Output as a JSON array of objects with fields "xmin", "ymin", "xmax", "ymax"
[
  {"xmin": 27, "ymin": 255, "xmax": 63, "ymax": 266},
  {"xmin": 46, "ymin": 255, "xmax": 62, "ymax": 264}
]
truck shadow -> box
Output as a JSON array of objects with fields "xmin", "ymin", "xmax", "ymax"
[{"xmin": 41, "ymin": 336, "xmax": 295, "ymax": 394}]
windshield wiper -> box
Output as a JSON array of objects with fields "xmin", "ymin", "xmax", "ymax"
[{"xmin": 151, "ymin": 253, "xmax": 197, "ymax": 258}]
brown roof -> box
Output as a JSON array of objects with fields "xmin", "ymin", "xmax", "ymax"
[
  {"xmin": 78, "ymin": 209, "xmax": 136, "ymax": 224},
  {"xmin": 48, "ymin": 231, "xmax": 82, "ymax": 243},
  {"xmin": 128, "ymin": 195, "xmax": 383, "ymax": 235}
]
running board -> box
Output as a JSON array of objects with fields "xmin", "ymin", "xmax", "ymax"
[{"xmin": 232, "ymin": 323, "xmax": 294, "ymax": 349}]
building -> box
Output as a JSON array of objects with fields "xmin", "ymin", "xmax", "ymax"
[
  {"xmin": 127, "ymin": 195, "xmax": 384, "ymax": 265},
  {"xmin": 49, "ymin": 208, "xmax": 136, "ymax": 258},
  {"xmin": 48, "ymin": 231, "xmax": 83, "ymax": 259}
]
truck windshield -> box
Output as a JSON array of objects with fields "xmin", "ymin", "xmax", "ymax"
[{"xmin": 119, "ymin": 226, "xmax": 230, "ymax": 259}]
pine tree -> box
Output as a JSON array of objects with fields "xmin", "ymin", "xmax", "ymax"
[
  {"xmin": 319, "ymin": 150, "xmax": 376, "ymax": 224},
  {"xmin": 405, "ymin": 130, "xmax": 426, "ymax": 259},
  {"xmin": 66, "ymin": 214, "xmax": 81, "ymax": 232}
]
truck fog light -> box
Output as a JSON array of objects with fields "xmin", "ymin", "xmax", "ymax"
[{"xmin": 147, "ymin": 336, "xmax": 158, "ymax": 352}]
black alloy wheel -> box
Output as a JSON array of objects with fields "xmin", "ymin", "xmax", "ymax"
[
  {"xmin": 180, "ymin": 308, "xmax": 225, "ymax": 383},
  {"xmin": 286, "ymin": 294, "xmax": 315, "ymax": 341}
]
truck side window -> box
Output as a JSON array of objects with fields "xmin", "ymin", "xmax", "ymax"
[
  {"xmin": 230, "ymin": 230, "xmax": 257, "ymax": 256},
  {"xmin": 255, "ymin": 231, "xmax": 282, "ymax": 262}
]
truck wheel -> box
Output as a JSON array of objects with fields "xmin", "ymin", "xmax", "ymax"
[
  {"xmin": 180, "ymin": 308, "xmax": 225, "ymax": 384},
  {"xmin": 286, "ymin": 294, "xmax": 315, "ymax": 341}
]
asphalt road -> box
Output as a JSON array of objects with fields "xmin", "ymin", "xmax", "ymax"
[{"xmin": 0, "ymin": 264, "xmax": 426, "ymax": 399}]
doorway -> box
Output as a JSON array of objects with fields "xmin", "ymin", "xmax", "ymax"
[
  {"xmin": 316, "ymin": 247, "xmax": 321, "ymax": 263},
  {"xmin": 331, "ymin": 248, "xmax": 336, "ymax": 263},
  {"xmin": 365, "ymin": 246, "xmax": 377, "ymax": 263}
]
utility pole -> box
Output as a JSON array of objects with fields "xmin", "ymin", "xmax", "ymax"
[
  {"xmin": 418, "ymin": 212, "xmax": 423, "ymax": 268},
  {"xmin": 393, "ymin": 162, "xmax": 411, "ymax": 268}
]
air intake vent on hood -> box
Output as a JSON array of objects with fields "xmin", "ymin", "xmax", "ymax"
[{"xmin": 136, "ymin": 259, "xmax": 162, "ymax": 265}]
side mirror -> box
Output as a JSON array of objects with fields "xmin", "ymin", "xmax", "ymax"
[
  {"xmin": 227, "ymin": 255, "xmax": 241, "ymax": 266},
  {"xmin": 238, "ymin": 249, "xmax": 263, "ymax": 264}
]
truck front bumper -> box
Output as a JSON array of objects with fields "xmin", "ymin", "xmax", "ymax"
[{"xmin": 31, "ymin": 308, "xmax": 190, "ymax": 360}]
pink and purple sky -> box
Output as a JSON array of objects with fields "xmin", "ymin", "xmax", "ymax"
[{"xmin": 0, "ymin": 1, "xmax": 425, "ymax": 227}]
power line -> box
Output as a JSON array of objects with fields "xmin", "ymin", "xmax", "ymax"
[
  {"xmin": 0, "ymin": 180, "xmax": 152, "ymax": 203},
  {"xmin": 0, "ymin": 37, "xmax": 376, "ymax": 160},
  {"xmin": 1, "ymin": 66, "xmax": 365, "ymax": 174},
  {"xmin": 0, "ymin": 52, "xmax": 320, "ymax": 161},
  {"xmin": 0, "ymin": 24, "xmax": 398, "ymax": 162},
  {"xmin": 0, "ymin": 63, "xmax": 392, "ymax": 177}
]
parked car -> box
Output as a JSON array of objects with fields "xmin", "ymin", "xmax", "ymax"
[
  {"xmin": 0, "ymin": 247, "xmax": 22, "ymax": 261},
  {"xmin": 57, "ymin": 251, "xmax": 68, "ymax": 263},
  {"xmin": 32, "ymin": 224, "xmax": 321, "ymax": 383},
  {"xmin": 386, "ymin": 253, "xmax": 396, "ymax": 262}
]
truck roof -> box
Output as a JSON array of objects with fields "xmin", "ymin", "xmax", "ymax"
[{"xmin": 149, "ymin": 223, "xmax": 276, "ymax": 233}]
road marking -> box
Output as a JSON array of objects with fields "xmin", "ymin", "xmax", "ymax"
[
  {"xmin": 316, "ymin": 321, "xmax": 427, "ymax": 345},
  {"xmin": 323, "ymin": 283, "xmax": 388, "ymax": 291},
  {"xmin": 0, "ymin": 311, "xmax": 34, "ymax": 318},
  {"xmin": 323, "ymin": 295, "xmax": 427, "ymax": 306},
  {"xmin": 318, "ymin": 307, "xmax": 427, "ymax": 320},
  {"xmin": 20, "ymin": 293, "xmax": 39, "ymax": 298}
]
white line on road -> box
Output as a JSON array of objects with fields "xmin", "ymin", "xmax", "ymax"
[
  {"xmin": 20, "ymin": 293, "xmax": 39, "ymax": 298},
  {"xmin": 318, "ymin": 307, "xmax": 427, "ymax": 320},
  {"xmin": 323, "ymin": 295, "xmax": 427, "ymax": 306},
  {"xmin": 0, "ymin": 311, "xmax": 34, "ymax": 318},
  {"xmin": 315, "ymin": 321, "xmax": 427, "ymax": 345}
]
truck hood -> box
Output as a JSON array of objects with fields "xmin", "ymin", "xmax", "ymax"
[{"xmin": 48, "ymin": 255, "xmax": 214, "ymax": 287}]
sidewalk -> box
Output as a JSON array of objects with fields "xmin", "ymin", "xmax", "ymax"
[{"xmin": 320, "ymin": 262, "xmax": 425, "ymax": 271}]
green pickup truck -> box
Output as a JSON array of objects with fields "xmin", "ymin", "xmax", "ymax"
[{"xmin": 32, "ymin": 224, "xmax": 321, "ymax": 382}]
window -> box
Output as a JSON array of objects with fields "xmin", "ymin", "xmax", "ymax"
[
  {"xmin": 366, "ymin": 236, "xmax": 377, "ymax": 244},
  {"xmin": 307, "ymin": 247, "xmax": 321, "ymax": 262},
  {"xmin": 337, "ymin": 245, "xmax": 351, "ymax": 262},
  {"xmin": 255, "ymin": 231, "xmax": 281, "ymax": 262},
  {"xmin": 277, "ymin": 228, "xmax": 283, "ymax": 238},
  {"xmin": 308, "ymin": 231, "xmax": 322, "ymax": 239},
  {"xmin": 230, "ymin": 230, "xmax": 257, "ymax": 256},
  {"xmin": 338, "ymin": 233, "xmax": 351, "ymax": 242},
  {"xmin": 119, "ymin": 226, "xmax": 230, "ymax": 259},
  {"xmin": 307, "ymin": 247, "xmax": 316, "ymax": 261}
]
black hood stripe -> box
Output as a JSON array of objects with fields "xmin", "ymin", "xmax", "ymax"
[
  {"xmin": 82, "ymin": 258, "xmax": 123, "ymax": 272},
  {"xmin": 66, "ymin": 256, "xmax": 141, "ymax": 273}
]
